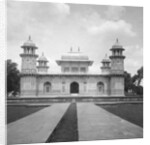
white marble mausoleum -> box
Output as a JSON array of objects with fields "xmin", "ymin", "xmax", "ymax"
[{"xmin": 20, "ymin": 37, "xmax": 125, "ymax": 97}]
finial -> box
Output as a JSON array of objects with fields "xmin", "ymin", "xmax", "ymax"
[
  {"xmin": 28, "ymin": 35, "xmax": 31, "ymax": 41},
  {"xmin": 78, "ymin": 47, "xmax": 80, "ymax": 52},
  {"xmin": 116, "ymin": 38, "xmax": 119, "ymax": 44},
  {"xmin": 105, "ymin": 53, "xmax": 107, "ymax": 58},
  {"xmin": 42, "ymin": 52, "xmax": 44, "ymax": 56},
  {"xmin": 70, "ymin": 47, "xmax": 73, "ymax": 52}
]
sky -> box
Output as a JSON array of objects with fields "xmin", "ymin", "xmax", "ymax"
[{"xmin": 7, "ymin": 0, "xmax": 143, "ymax": 75}]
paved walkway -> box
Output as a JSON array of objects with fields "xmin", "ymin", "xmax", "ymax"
[
  {"xmin": 7, "ymin": 103, "xmax": 70, "ymax": 144},
  {"xmin": 7, "ymin": 103, "xmax": 143, "ymax": 144},
  {"xmin": 77, "ymin": 103, "xmax": 143, "ymax": 141}
]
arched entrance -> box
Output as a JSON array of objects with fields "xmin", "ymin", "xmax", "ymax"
[
  {"xmin": 44, "ymin": 82, "xmax": 51, "ymax": 93},
  {"xmin": 97, "ymin": 82, "xmax": 104, "ymax": 94},
  {"xmin": 70, "ymin": 82, "xmax": 79, "ymax": 94}
]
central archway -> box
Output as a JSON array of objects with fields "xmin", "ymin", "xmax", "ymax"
[{"xmin": 70, "ymin": 82, "xmax": 79, "ymax": 94}]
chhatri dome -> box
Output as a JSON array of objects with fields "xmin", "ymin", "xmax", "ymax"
[
  {"xmin": 37, "ymin": 53, "xmax": 49, "ymax": 73},
  {"xmin": 38, "ymin": 53, "xmax": 48, "ymax": 62},
  {"xmin": 101, "ymin": 54, "xmax": 111, "ymax": 63},
  {"xmin": 111, "ymin": 38, "xmax": 124, "ymax": 50},
  {"xmin": 61, "ymin": 47, "xmax": 89, "ymax": 61},
  {"xmin": 21, "ymin": 36, "xmax": 37, "ymax": 48}
]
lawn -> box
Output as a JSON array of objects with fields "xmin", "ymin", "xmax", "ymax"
[
  {"xmin": 7, "ymin": 105, "xmax": 48, "ymax": 124},
  {"xmin": 46, "ymin": 103, "xmax": 78, "ymax": 142},
  {"xmin": 96, "ymin": 103, "xmax": 143, "ymax": 127}
]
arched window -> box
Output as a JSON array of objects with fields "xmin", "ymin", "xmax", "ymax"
[
  {"xmin": 44, "ymin": 82, "xmax": 51, "ymax": 93},
  {"xmin": 97, "ymin": 82, "xmax": 104, "ymax": 93}
]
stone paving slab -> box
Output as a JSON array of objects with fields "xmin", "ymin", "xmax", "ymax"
[
  {"xmin": 7, "ymin": 103, "xmax": 70, "ymax": 144},
  {"xmin": 77, "ymin": 103, "xmax": 143, "ymax": 141}
]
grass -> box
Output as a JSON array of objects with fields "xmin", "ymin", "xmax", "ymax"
[
  {"xmin": 7, "ymin": 105, "xmax": 48, "ymax": 124},
  {"xmin": 46, "ymin": 103, "xmax": 78, "ymax": 143},
  {"xmin": 96, "ymin": 103, "xmax": 143, "ymax": 127}
]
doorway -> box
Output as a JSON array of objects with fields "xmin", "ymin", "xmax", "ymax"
[{"xmin": 70, "ymin": 82, "xmax": 79, "ymax": 94}]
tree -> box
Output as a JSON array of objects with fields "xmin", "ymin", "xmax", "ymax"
[
  {"xmin": 137, "ymin": 66, "xmax": 143, "ymax": 86},
  {"xmin": 124, "ymin": 71, "xmax": 133, "ymax": 93},
  {"xmin": 124, "ymin": 66, "xmax": 143, "ymax": 96},
  {"xmin": 132, "ymin": 66, "xmax": 143, "ymax": 95},
  {"xmin": 7, "ymin": 59, "xmax": 20, "ymax": 96}
]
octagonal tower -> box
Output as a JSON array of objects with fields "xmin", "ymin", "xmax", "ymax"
[
  {"xmin": 20, "ymin": 36, "xmax": 38, "ymax": 74},
  {"xmin": 20, "ymin": 36, "xmax": 38, "ymax": 97},
  {"xmin": 37, "ymin": 53, "xmax": 49, "ymax": 73},
  {"xmin": 109, "ymin": 39, "xmax": 126, "ymax": 96}
]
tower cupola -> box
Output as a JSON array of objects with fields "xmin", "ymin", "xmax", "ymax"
[
  {"xmin": 20, "ymin": 36, "xmax": 38, "ymax": 74},
  {"xmin": 21, "ymin": 36, "xmax": 38, "ymax": 55},
  {"xmin": 110, "ymin": 38, "xmax": 125, "ymax": 59},
  {"xmin": 101, "ymin": 54, "xmax": 111, "ymax": 74},
  {"xmin": 37, "ymin": 53, "xmax": 49, "ymax": 73},
  {"xmin": 109, "ymin": 39, "xmax": 125, "ymax": 75}
]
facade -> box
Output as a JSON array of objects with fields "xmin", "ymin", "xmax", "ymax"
[{"xmin": 20, "ymin": 37, "xmax": 125, "ymax": 97}]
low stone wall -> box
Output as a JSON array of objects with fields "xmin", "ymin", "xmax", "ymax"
[{"xmin": 7, "ymin": 96, "xmax": 143, "ymax": 105}]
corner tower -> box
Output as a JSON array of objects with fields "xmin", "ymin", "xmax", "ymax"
[
  {"xmin": 109, "ymin": 39, "xmax": 125, "ymax": 74},
  {"xmin": 37, "ymin": 53, "xmax": 49, "ymax": 73},
  {"xmin": 101, "ymin": 54, "xmax": 111, "ymax": 74},
  {"xmin": 109, "ymin": 39, "xmax": 125, "ymax": 96},
  {"xmin": 20, "ymin": 36, "xmax": 38, "ymax": 74},
  {"xmin": 20, "ymin": 36, "xmax": 38, "ymax": 97}
]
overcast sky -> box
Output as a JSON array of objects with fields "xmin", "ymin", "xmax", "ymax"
[{"xmin": 7, "ymin": 0, "xmax": 143, "ymax": 75}]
